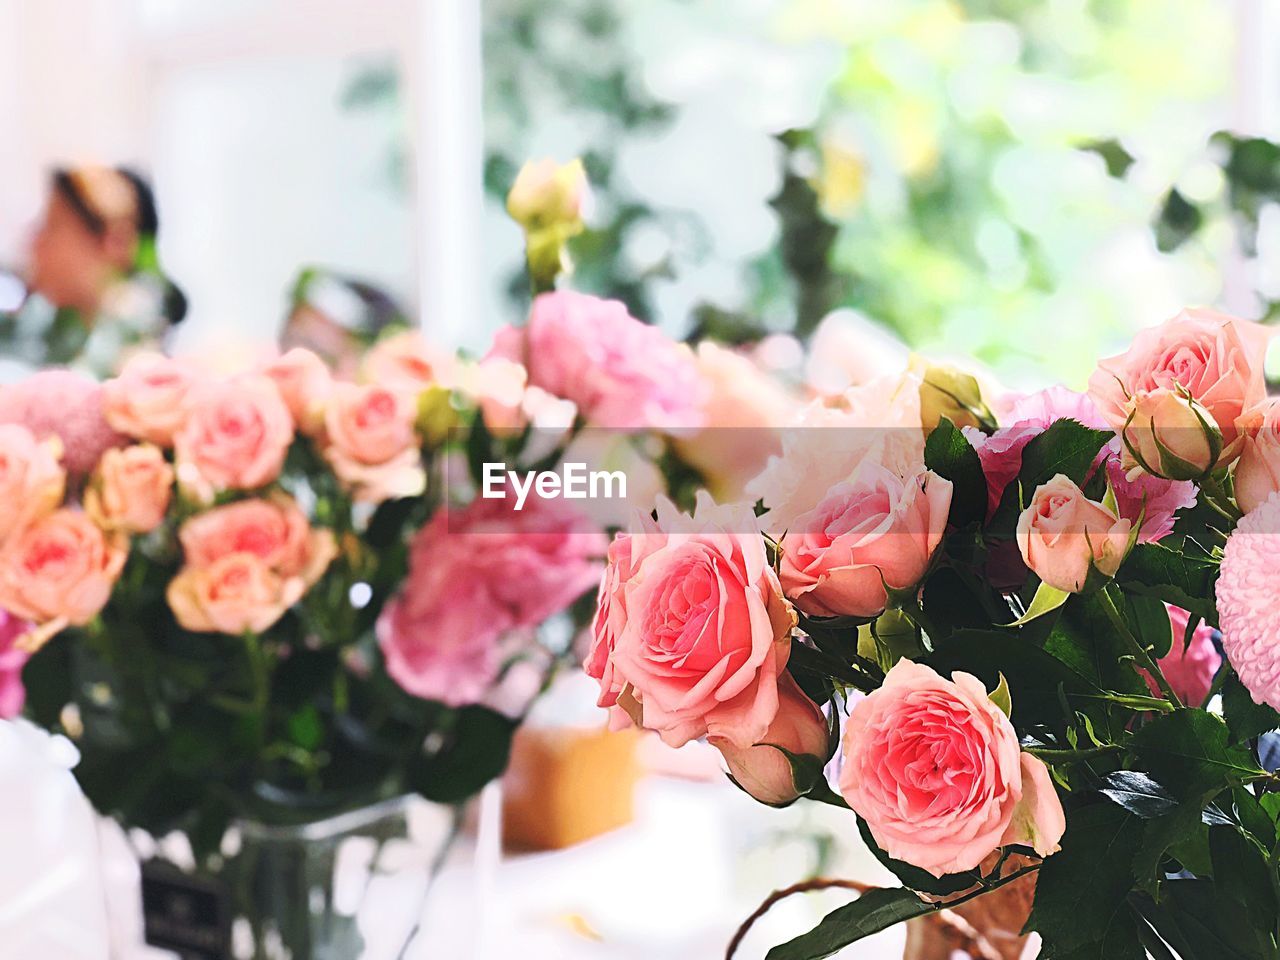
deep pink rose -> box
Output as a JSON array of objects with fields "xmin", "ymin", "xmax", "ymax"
[
  {"xmin": 593, "ymin": 495, "xmax": 795, "ymax": 750},
  {"xmin": 175, "ymin": 375, "xmax": 294, "ymax": 500},
  {"xmin": 0, "ymin": 369, "xmax": 124, "ymax": 478},
  {"xmin": 0, "ymin": 611, "xmax": 30, "ymax": 718},
  {"xmin": 1144, "ymin": 605, "xmax": 1221, "ymax": 706},
  {"xmin": 839, "ymin": 660, "xmax": 1065, "ymax": 877},
  {"xmin": 778, "ymin": 466, "xmax": 953, "ymax": 619},
  {"xmin": 380, "ymin": 496, "xmax": 605, "ymax": 706},
  {"xmin": 486, "ymin": 290, "xmax": 704, "ymax": 430}
]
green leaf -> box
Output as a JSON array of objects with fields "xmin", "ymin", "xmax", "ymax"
[
  {"xmin": 855, "ymin": 817, "xmax": 980, "ymax": 896},
  {"xmin": 1133, "ymin": 800, "xmax": 1212, "ymax": 887},
  {"xmin": 1119, "ymin": 540, "xmax": 1219, "ymax": 628},
  {"xmin": 405, "ymin": 706, "xmax": 517, "ymax": 804},
  {"xmin": 989, "ymin": 672, "xmax": 1012, "ymax": 717},
  {"xmin": 1007, "ymin": 581, "xmax": 1071, "ymax": 627},
  {"xmin": 764, "ymin": 887, "xmax": 932, "ymax": 960},
  {"xmin": 1097, "ymin": 770, "xmax": 1180, "ymax": 819},
  {"xmin": 1141, "ymin": 879, "xmax": 1272, "ymax": 960},
  {"xmin": 1209, "ymin": 825, "xmax": 1279, "ymax": 955},
  {"xmin": 1129, "ymin": 710, "xmax": 1263, "ymax": 802},
  {"xmin": 1222, "ymin": 672, "xmax": 1280, "ymax": 743},
  {"xmin": 1126, "ymin": 593, "xmax": 1175, "ymax": 660},
  {"xmin": 989, "ymin": 420, "xmax": 1113, "ymax": 536},
  {"xmin": 923, "ymin": 417, "xmax": 987, "ymax": 527}
]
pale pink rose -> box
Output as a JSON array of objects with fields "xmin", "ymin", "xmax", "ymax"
[
  {"xmin": 1218, "ymin": 495, "xmax": 1280, "ymax": 711},
  {"xmin": 0, "ymin": 611, "xmax": 30, "ymax": 718},
  {"xmin": 175, "ymin": 375, "xmax": 294, "ymax": 500},
  {"xmin": 322, "ymin": 382, "xmax": 425, "ymax": 503},
  {"xmin": 102, "ymin": 352, "xmax": 204, "ymax": 447},
  {"xmin": 1016, "ymin": 474, "xmax": 1132, "ymax": 593},
  {"xmin": 1088, "ymin": 308, "xmax": 1270, "ymax": 471},
  {"xmin": 178, "ymin": 495, "xmax": 336, "ymax": 587},
  {"xmin": 261, "ymin": 348, "xmax": 333, "ymax": 434},
  {"xmin": 779, "ymin": 466, "xmax": 953, "ymax": 619},
  {"xmin": 379, "ymin": 495, "xmax": 604, "ymax": 706},
  {"xmin": 84, "ymin": 444, "xmax": 173, "ymax": 535},
  {"xmin": 839, "ymin": 659, "xmax": 1065, "ymax": 877},
  {"xmin": 0, "ymin": 509, "xmax": 127, "ymax": 651},
  {"xmin": 486, "ymin": 290, "xmax": 705, "ymax": 430},
  {"xmin": 1234, "ymin": 399, "xmax": 1280, "ymax": 515},
  {"xmin": 1144, "ymin": 605, "xmax": 1222, "ymax": 706},
  {"xmin": 167, "ymin": 552, "xmax": 305, "ymax": 636},
  {"xmin": 0, "ymin": 370, "xmax": 124, "ymax": 478},
  {"xmin": 1102, "ymin": 443, "xmax": 1196, "ymax": 543},
  {"xmin": 0, "ymin": 425, "xmax": 65, "ymax": 546},
  {"xmin": 673, "ymin": 341, "xmax": 802, "ymax": 501},
  {"xmin": 361, "ymin": 330, "xmax": 456, "ymax": 395},
  {"xmin": 710, "ymin": 672, "xmax": 829, "ymax": 806},
  {"xmin": 600, "ymin": 495, "xmax": 796, "ymax": 750}
]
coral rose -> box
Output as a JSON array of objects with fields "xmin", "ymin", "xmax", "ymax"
[
  {"xmin": 175, "ymin": 375, "xmax": 293, "ymax": 500},
  {"xmin": 361, "ymin": 330, "xmax": 455, "ymax": 396},
  {"xmin": 178, "ymin": 495, "xmax": 335, "ymax": 586},
  {"xmin": 261, "ymin": 347, "xmax": 332, "ymax": 434},
  {"xmin": 322, "ymin": 382, "xmax": 425, "ymax": 503},
  {"xmin": 0, "ymin": 425, "xmax": 64, "ymax": 546},
  {"xmin": 167, "ymin": 553, "xmax": 306, "ymax": 636},
  {"xmin": 1016, "ymin": 475, "xmax": 1132, "ymax": 593},
  {"xmin": 779, "ymin": 466, "xmax": 953, "ymax": 619},
  {"xmin": 102, "ymin": 352, "xmax": 203, "ymax": 447},
  {"xmin": 839, "ymin": 659, "xmax": 1065, "ymax": 877},
  {"xmin": 85, "ymin": 444, "xmax": 174, "ymax": 535}
]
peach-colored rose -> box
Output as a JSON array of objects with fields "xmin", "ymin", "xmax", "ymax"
[
  {"xmin": 167, "ymin": 552, "xmax": 305, "ymax": 635},
  {"xmin": 0, "ymin": 509, "xmax": 127, "ymax": 651},
  {"xmin": 85, "ymin": 444, "xmax": 174, "ymax": 535},
  {"xmin": 1234, "ymin": 399, "xmax": 1280, "ymax": 514},
  {"xmin": 261, "ymin": 348, "xmax": 332, "ymax": 434},
  {"xmin": 178, "ymin": 495, "xmax": 335, "ymax": 586},
  {"xmin": 1016, "ymin": 474, "xmax": 1132, "ymax": 593},
  {"xmin": 0, "ymin": 425, "xmax": 64, "ymax": 546},
  {"xmin": 322, "ymin": 382, "xmax": 425, "ymax": 503},
  {"xmin": 779, "ymin": 466, "xmax": 953, "ymax": 619},
  {"xmin": 597, "ymin": 495, "xmax": 796, "ymax": 750},
  {"xmin": 175, "ymin": 375, "xmax": 294, "ymax": 500},
  {"xmin": 1117, "ymin": 387, "xmax": 1220, "ymax": 481},
  {"xmin": 361, "ymin": 330, "xmax": 455, "ymax": 396},
  {"xmin": 1088, "ymin": 308, "xmax": 1270, "ymax": 472},
  {"xmin": 710, "ymin": 672, "xmax": 829, "ymax": 806},
  {"xmin": 102, "ymin": 352, "xmax": 204, "ymax": 446},
  {"xmin": 839, "ymin": 660, "xmax": 1065, "ymax": 877}
]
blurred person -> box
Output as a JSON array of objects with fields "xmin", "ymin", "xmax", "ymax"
[
  {"xmin": 0, "ymin": 166, "xmax": 186, "ymax": 381},
  {"xmin": 281, "ymin": 267, "xmax": 407, "ymax": 379}
]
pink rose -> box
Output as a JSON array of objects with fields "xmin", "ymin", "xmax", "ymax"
[
  {"xmin": 710, "ymin": 672, "xmax": 829, "ymax": 806},
  {"xmin": 593, "ymin": 495, "xmax": 795, "ymax": 749},
  {"xmin": 0, "ymin": 370, "xmax": 124, "ymax": 479},
  {"xmin": 1088, "ymin": 308, "xmax": 1270, "ymax": 473},
  {"xmin": 486, "ymin": 290, "xmax": 705, "ymax": 430},
  {"xmin": 0, "ymin": 611, "xmax": 31, "ymax": 718},
  {"xmin": 321, "ymin": 382, "xmax": 425, "ymax": 503},
  {"xmin": 1016, "ymin": 475, "xmax": 1132, "ymax": 593},
  {"xmin": 839, "ymin": 660, "xmax": 1065, "ymax": 877},
  {"xmin": 379, "ymin": 495, "xmax": 604, "ymax": 706},
  {"xmin": 361, "ymin": 330, "xmax": 455, "ymax": 396},
  {"xmin": 102, "ymin": 352, "xmax": 204, "ymax": 447},
  {"xmin": 1103, "ymin": 443, "xmax": 1196, "ymax": 543},
  {"xmin": 261, "ymin": 348, "xmax": 332, "ymax": 434},
  {"xmin": 0, "ymin": 509, "xmax": 127, "ymax": 651},
  {"xmin": 779, "ymin": 466, "xmax": 953, "ymax": 619},
  {"xmin": 175, "ymin": 375, "xmax": 294, "ymax": 500},
  {"xmin": 0, "ymin": 425, "xmax": 64, "ymax": 546},
  {"xmin": 178, "ymin": 495, "xmax": 336, "ymax": 586},
  {"xmin": 167, "ymin": 553, "xmax": 306, "ymax": 636},
  {"xmin": 1144, "ymin": 605, "xmax": 1222, "ymax": 706},
  {"xmin": 1234, "ymin": 399, "xmax": 1280, "ymax": 514},
  {"xmin": 85, "ymin": 444, "xmax": 174, "ymax": 535}
]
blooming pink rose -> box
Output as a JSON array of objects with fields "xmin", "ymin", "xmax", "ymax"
[
  {"xmin": 178, "ymin": 495, "xmax": 336, "ymax": 586},
  {"xmin": 839, "ymin": 659, "xmax": 1065, "ymax": 877},
  {"xmin": 596, "ymin": 495, "xmax": 795, "ymax": 749},
  {"xmin": 1088, "ymin": 308, "xmax": 1270, "ymax": 472},
  {"xmin": 0, "ymin": 509, "xmax": 127, "ymax": 651},
  {"xmin": 361, "ymin": 330, "xmax": 455, "ymax": 395},
  {"xmin": 85, "ymin": 444, "xmax": 174, "ymax": 535},
  {"xmin": 167, "ymin": 553, "xmax": 305, "ymax": 636},
  {"xmin": 779, "ymin": 466, "xmax": 953, "ymax": 618},
  {"xmin": 0, "ymin": 425, "xmax": 64, "ymax": 546},
  {"xmin": 1234, "ymin": 399, "xmax": 1280, "ymax": 515},
  {"xmin": 1103, "ymin": 442, "xmax": 1196, "ymax": 543},
  {"xmin": 1016, "ymin": 475, "xmax": 1132, "ymax": 593},
  {"xmin": 102, "ymin": 353, "xmax": 203, "ymax": 447},
  {"xmin": 1218, "ymin": 495, "xmax": 1280, "ymax": 711},
  {"xmin": 321, "ymin": 382, "xmax": 425, "ymax": 503},
  {"xmin": 711, "ymin": 672, "xmax": 829, "ymax": 806},
  {"xmin": 379, "ymin": 495, "xmax": 604, "ymax": 706},
  {"xmin": 0, "ymin": 370, "xmax": 124, "ymax": 478},
  {"xmin": 486, "ymin": 290, "xmax": 705, "ymax": 430},
  {"xmin": 175, "ymin": 374, "xmax": 294, "ymax": 500},
  {"xmin": 0, "ymin": 611, "xmax": 30, "ymax": 718},
  {"xmin": 1144, "ymin": 605, "xmax": 1221, "ymax": 706},
  {"xmin": 261, "ymin": 348, "xmax": 332, "ymax": 434}
]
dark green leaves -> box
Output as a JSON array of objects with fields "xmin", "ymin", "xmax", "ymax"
[
  {"xmin": 1097, "ymin": 771, "xmax": 1180, "ymax": 819},
  {"xmin": 1119, "ymin": 540, "xmax": 1220, "ymax": 627},
  {"xmin": 405, "ymin": 706, "xmax": 518, "ymax": 804},
  {"xmin": 764, "ymin": 887, "xmax": 932, "ymax": 960},
  {"xmin": 1129, "ymin": 710, "xmax": 1263, "ymax": 802},
  {"xmin": 856, "ymin": 818, "xmax": 980, "ymax": 896},
  {"xmin": 1222, "ymin": 672, "xmax": 1280, "ymax": 743},
  {"xmin": 924, "ymin": 417, "xmax": 987, "ymax": 527}
]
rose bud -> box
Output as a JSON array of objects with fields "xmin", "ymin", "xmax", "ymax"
[
  {"xmin": 1120, "ymin": 387, "xmax": 1221, "ymax": 481},
  {"xmin": 506, "ymin": 157, "xmax": 589, "ymax": 232},
  {"xmin": 1016, "ymin": 474, "xmax": 1132, "ymax": 593},
  {"xmin": 710, "ymin": 673, "xmax": 829, "ymax": 806}
]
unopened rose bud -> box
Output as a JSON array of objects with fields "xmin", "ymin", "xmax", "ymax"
[
  {"xmin": 910, "ymin": 356, "xmax": 995, "ymax": 434},
  {"xmin": 1121, "ymin": 387, "xmax": 1221, "ymax": 481},
  {"xmin": 711, "ymin": 673, "xmax": 829, "ymax": 806},
  {"xmin": 506, "ymin": 158, "xmax": 589, "ymax": 233},
  {"xmin": 416, "ymin": 385, "xmax": 459, "ymax": 448}
]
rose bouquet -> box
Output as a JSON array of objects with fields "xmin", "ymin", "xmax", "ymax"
[{"xmin": 588, "ymin": 307, "xmax": 1280, "ymax": 959}]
